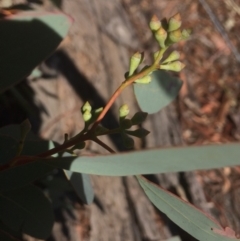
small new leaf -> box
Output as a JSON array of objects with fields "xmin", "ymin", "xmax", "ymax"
[
  {"xmin": 121, "ymin": 132, "xmax": 134, "ymax": 149},
  {"xmin": 120, "ymin": 119, "xmax": 132, "ymax": 129},
  {"xmin": 131, "ymin": 112, "xmax": 148, "ymax": 125},
  {"xmin": 126, "ymin": 127, "xmax": 150, "ymax": 138}
]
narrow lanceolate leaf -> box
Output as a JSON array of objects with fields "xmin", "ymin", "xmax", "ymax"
[
  {"xmin": 64, "ymin": 171, "xmax": 94, "ymax": 204},
  {"xmin": 137, "ymin": 176, "xmax": 239, "ymax": 241},
  {"xmin": 0, "ymin": 11, "xmax": 72, "ymax": 93},
  {"xmin": 43, "ymin": 143, "xmax": 240, "ymax": 176},
  {"xmin": 0, "ymin": 185, "xmax": 54, "ymax": 239},
  {"xmin": 134, "ymin": 70, "xmax": 182, "ymax": 114}
]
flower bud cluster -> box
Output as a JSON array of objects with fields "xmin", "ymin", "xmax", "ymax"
[
  {"xmin": 148, "ymin": 13, "xmax": 191, "ymax": 72},
  {"xmin": 118, "ymin": 105, "xmax": 149, "ymax": 148},
  {"xmin": 81, "ymin": 102, "xmax": 103, "ymax": 128}
]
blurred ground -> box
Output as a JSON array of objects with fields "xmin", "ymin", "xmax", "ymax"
[{"xmin": 1, "ymin": 0, "xmax": 240, "ymax": 240}]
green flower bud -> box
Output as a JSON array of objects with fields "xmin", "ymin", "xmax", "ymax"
[
  {"xmin": 82, "ymin": 101, "xmax": 92, "ymax": 113},
  {"xmin": 129, "ymin": 52, "xmax": 143, "ymax": 77},
  {"xmin": 160, "ymin": 61, "xmax": 185, "ymax": 72},
  {"xmin": 83, "ymin": 110, "xmax": 92, "ymax": 122},
  {"xmin": 168, "ymin": 13, "xmax": 182, "ymax": 32},
  {"xmin": 119, "ymin": 104, "xmax": 130, "ymax": 118},
  {"xmin": 149, "ymin": 15, "xmax": 161, "ymax": 32},
  {"xmin": 154, "ymin": 26, "xmax": 167, "ymax": 48},
  {"xmin": 134, "ymin": 75, "xmax": 151, "ymax": 84},
  {"xmin": 168, "ymin": 29, "xmax": 182, "ymax": 43},
  {"xmin": 162, "ymin": 50, "xmax": 180, "ymax": 64},
  {"xmin": 182, "ymin": 28, "xmax": 191, "ymax": 40}
]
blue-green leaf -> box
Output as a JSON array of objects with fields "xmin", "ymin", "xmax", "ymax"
[
  {"xmin": 64, "ymin": 171, "xmax": 94, "ymax": 204},
  {"xmin": 43, "ymin": 143, "xmax": 240, "ymax": 176},
  {"xmin": 0, "ymin": 185, "xmax": 54, "ymax": 239},
  {"xmin": 0, "ymin": 11, "xmax": 72, "ymax": 93},
  {"xmin": 133, "ymin": 70, "xmax": 182, "ymax": 114},
  {"xmin": 137, "ymin": 176, "xmax": 238, "ymax": 241}
]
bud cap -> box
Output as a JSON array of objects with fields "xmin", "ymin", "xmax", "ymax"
[
  {"xmin": 129, "ymin": 52, "xmax": 143, "ymax": 77},
  {"xmin": 119, "ymin": 104, "xmax": 130, "ymax": 118},
  {"xmin": 149, "ymin": 15, "xmax": 161, "ymax": 31},
  {"xmin": 168, "ymin": 13, "xmax": 182, "ymax": 32},
  {"xmin": 82, "ymin": 101, "xmax": 92, "ymax": 112}
]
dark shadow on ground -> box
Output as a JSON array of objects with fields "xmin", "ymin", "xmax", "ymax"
[{"xmin": 45, "ymin": 50, "xmax": 126, "ymax": 151}]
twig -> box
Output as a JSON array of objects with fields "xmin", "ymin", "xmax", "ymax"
[{"xmin": 92, "ymin": 137, "xmax": 116, "ymax": 153}]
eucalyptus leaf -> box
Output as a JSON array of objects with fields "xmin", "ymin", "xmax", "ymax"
[
  {"xmin": 0, "ymin": 135, "xmax": 18, "ymax": 164},
  {"xmin": 0, "ymin": 124, "xmax": 58, "ymax": 156},
  {"xmin": 64, "ymin": 171, "xmax": 94, "ymax": 204},
  {"xmin": 137, "ymin": 176, "xmax": 238, "ymax": 241},
  {"xmin": 133, "ymin": 70, "xmax": 182, "ymax": 114},
  {"xmin": 0, "ymin": 11, "xmax": 72, "ymax": 93},
  {"xmin": 0, "ymin": 162, "xmax": 55, "ymax": 192},
  {"xmin": 44, "ymin": 143, "xmax": 240, "ymax": 176},
  {"xmin": 0, "ymin": 185, "xmax": 54, "ymax": 239}
]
